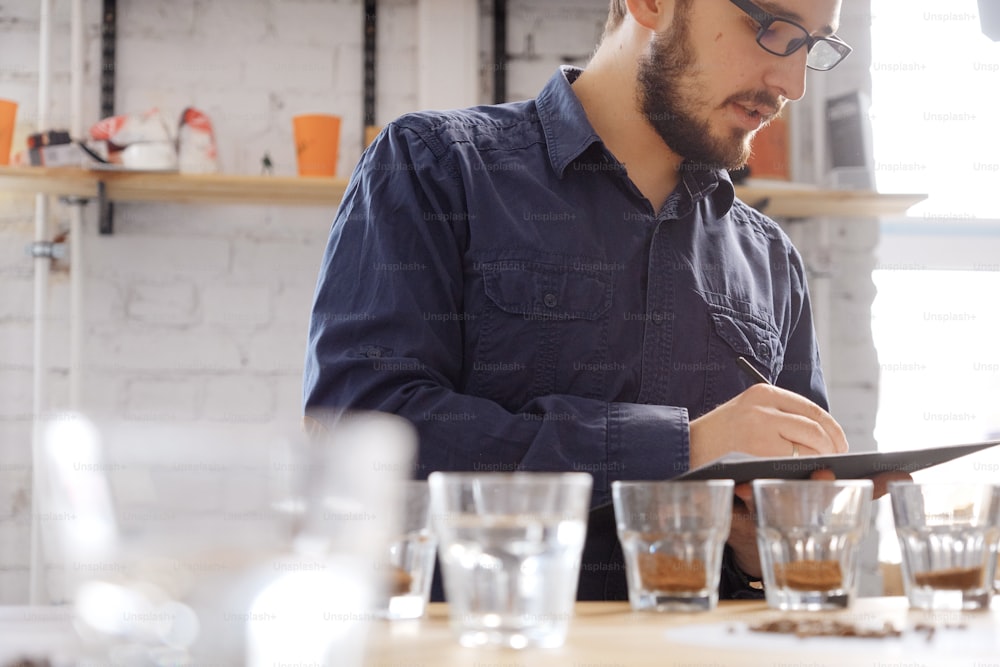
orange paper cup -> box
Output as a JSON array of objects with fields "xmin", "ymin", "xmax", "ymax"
[
  {"xmin": 293, "ymin": 113, "xmax": 341, "ymax": 177},
  {"xmin": 0, "ymin": 99, "xmax": 17, "ymax": 166}
]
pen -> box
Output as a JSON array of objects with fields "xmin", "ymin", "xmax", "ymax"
[{"xmin": 736, "ymin": 355, "xmax": 771, "ymax": 385}]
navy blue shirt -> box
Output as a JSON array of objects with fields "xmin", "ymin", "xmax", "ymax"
[{"xmin": 304, "ymin": 67, "xmax": 827, "ymax": 597}]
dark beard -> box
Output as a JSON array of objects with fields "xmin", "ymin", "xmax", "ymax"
[{"xmin": 637, "ymin": 19, "xmax": 757, "ymax": 170}]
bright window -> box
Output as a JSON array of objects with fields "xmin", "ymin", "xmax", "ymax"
[
  {"xmin": 872, "ymin": 269, "xmax": 1000, "ymax": 450},
  {"xmin": 870, "ymin": 1, "xmax": 1000, "ymax": 564},
  {"xmin": 871, "ymin": 269, "xmax": 1000, "ymax": 562},
  {"xmin": 870, "ymin": 0, "xmax": 1000, "ymax": 219}
]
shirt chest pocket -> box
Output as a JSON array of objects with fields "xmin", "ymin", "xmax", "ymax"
[
  {"xmin": 470, "ymin": 260, "xmax": 613, "ymax": 409},
  {"xmin": 703, "ymin": 300, "xmax": 784, "ymax": 412},
  {"xmin": 483, "ymin": 262, "xmax": 613, "ymax": 320}
]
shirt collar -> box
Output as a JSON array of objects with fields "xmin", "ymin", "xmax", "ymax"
[
  {"xmin": 536, "ymin": 65, "xmax": 735, "ymax": 217},
  {"xmin": 535, "ymin": 66, "xmax": 603, "ymax": 178},
  {"xmin": 680, "ymin": 163, "xmax": 736, "ymax": 217}
]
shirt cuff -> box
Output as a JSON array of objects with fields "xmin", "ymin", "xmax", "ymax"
[
  {"xmin": 719, "ymin": 543, "xmax": 766, "ymax": 600},
  {"xmin": 602, "ymin": 402, "xmax": 689, "ymax": 504}
]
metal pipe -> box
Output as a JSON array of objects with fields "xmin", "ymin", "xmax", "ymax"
[
  {"xmin": 493, "ymin": 0, "xmax": 507, "ymax": 104},
  {"xmin": 363, "ymin": 0, "xmax": 376, "ymax": 132},
  {"xmin": 99, "ymin": 0, "xmax": 116, "ymax": 233},
  {"xmin": 69, "ymin": 0, "xmax": 85, "ymax": 411},
  {"xmin": 30, "ymin": 0, "xmax": 54, "ymax": 606},
  {"xmin": 70, "ymin": 0, "xmax": 84, "ymax": 138}
]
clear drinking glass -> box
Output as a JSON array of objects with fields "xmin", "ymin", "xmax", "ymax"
[
  {"xmin": 428, "ymin": 472, "xmax": 592, "ymax": 649},
  {"xmin": 374, "ymin": 480, "xmax": 437, "ymax": 620},
  {"xmin": 612, "ymin": 480, "xmax": 734, "ymax": 612},
  {"xmin": 888, "ymin": 481, "xmax": 1000, "ymax": 611},
  {"xmin": 753, "ymin": 479, "xmax": 874, "ymax": 611}
]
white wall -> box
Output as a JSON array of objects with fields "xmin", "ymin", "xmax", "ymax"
[
  {"xmin": 0, "ymin": 0, "xmax": 882, "ymax": 603},
  {"xmin": 2, "ymin": 0, "xmax": 416, "ymax": 603}
]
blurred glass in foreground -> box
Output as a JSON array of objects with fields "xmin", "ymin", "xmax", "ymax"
[{"xmin": 41, "ymin": 411, "xmax": 415, "ymax": 666}]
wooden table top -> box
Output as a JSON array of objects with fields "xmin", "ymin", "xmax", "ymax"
[{"xmin": 364, "ymin": 597, "xmax": 1000, "ymax": 667}]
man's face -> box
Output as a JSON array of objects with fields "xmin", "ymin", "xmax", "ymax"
[{"xmin": 637, "ymin": 0, "xmax": 842, "ymax": 169}]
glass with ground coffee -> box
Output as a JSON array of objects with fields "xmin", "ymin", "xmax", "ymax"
[
  {"xmin": 612, "ymin": 480, "xmax": 734, "ymax": 612},
  {"xmin": 753, "ymin": 479, "xmax": 873, "ymax": 611},
  {"xmin": 889, "ymin": 481, "xmax": 1000, "ymax": 611}
]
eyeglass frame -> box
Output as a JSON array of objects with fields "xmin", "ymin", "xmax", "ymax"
[{"xmin": 728, "ymin": 0, "xmax": 853, "ymax": 71}]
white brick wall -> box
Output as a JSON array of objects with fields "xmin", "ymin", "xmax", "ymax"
[
  {"xmin": 0, "ymin": 0, "xmax": 383, "ymax": 602},
  {"xmin": 500, "ymin": 0, "xmax": 606, "ymax": 101},
  {"xmin": 1, "ymin": 0, "xmax": 883, "ymax": 603}
]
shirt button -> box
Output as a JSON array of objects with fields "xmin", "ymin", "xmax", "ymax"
[
  {"xmin": 543, "ymin": 293, "xmax": 558, "ymax": 308},
  {"xmin": 757, "ymin": 342, "xmax": 768, "ymax": 357},
  {"xmin": 651, "ymin": 311, "xmax": 666, "ymax": 324}
]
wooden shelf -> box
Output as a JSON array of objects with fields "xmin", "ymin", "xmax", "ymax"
[
  {"xmin": 0, "ymin": 166, "xmax": 925, "ymax": 218},
  {"xmin": 734, "ymin": 181, "xmax": 927, "ymax": 218},
  {"xmin": 0, "ymin": 166, "xmax": 349, "ymax": 207}
]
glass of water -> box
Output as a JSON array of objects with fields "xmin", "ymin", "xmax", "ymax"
[
  {"xmin": 888, "ymin": 481, "xmax": 1000, "ymax": 611},
  {"xmin": 374, "ymin": 480, "xmax": 437, "ymax": 619},
  {"xmin": 753, "ymin": 479, "xmax": 873, "ymax": 611},
  {"xmin": 612, "ymin": 480, "xmax": 733, "ymax": 612},
  {"xmin": 428, "ymin": 472, "xmax": 592, "ymax": 649}
]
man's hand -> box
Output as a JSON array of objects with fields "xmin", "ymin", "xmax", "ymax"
[
  {"xmin": 726, "ymin": 469, "xmax": 914, "ymax": 579},
  {"xmin": 689, "ymin": 383, "xmax": 849, "ymax": 470}
]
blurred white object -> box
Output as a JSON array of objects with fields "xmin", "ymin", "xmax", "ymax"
[
  {"xmin": 89, "ymin": 108, "xmax": 172, "ymax": 146},
  {"xmin": 248, "ymin": 411, "xmax": 417, "ymax": 667},
  {"xmin": 40, "ymin": 412, "xmax": 416, "ymax": 667},
  {"xmin": 89, "ymin": 108, "xmax": 178, "ymax": 170},
  {"xmin": 121, "ymin": 141, "xmax": 178, "ymax": 170},
  {"xmin": 177, "ymin": 107, "xmax": 219, "ymax": 174},
  {"xmin": 40, "ymin": 414, "xmax": 117, "ymax": 583}
]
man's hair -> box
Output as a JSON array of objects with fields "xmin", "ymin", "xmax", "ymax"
[
  {"xmin": 602, "ymin": 0, "xmax": 692, "ymax": 40},
  {"xmin": 603, "ymin": 0, "xmax": 628, "ymax": 37}
]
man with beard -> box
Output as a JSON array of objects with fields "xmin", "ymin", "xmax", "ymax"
[{"xmin": 304, "ymin": 0, "xmax": 892, "ymax": 600}]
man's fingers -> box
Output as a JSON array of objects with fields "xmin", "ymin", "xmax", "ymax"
[
  {"xmin": 734, "ymin": 482, "xmax": 753, "ymax": 504},
  {"xmin": 870, "ymin": 471, "xmax": 912, "ymax": 498},
  {"xmin": 745, "ymin": 385, "xmax": 849, "ymax": 455},
  {"xmin": 689, "ymin": 383, "xmax": 850, "ymax": 470},
  {"xmin": 774, "ymin": 412, "xmax": 836, "ymax": 456},
  {"xmin": 779, "ymin": 404, "xmax": 848, "ymax": 455},
  {"xmin": 756, "ymin": 383, "xmax": 830, "ymax": 423}
]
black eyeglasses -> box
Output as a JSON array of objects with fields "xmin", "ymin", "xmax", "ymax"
[{"xmin": 729, "ymin": 0, "xmax": 852, "ymax": 71}]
